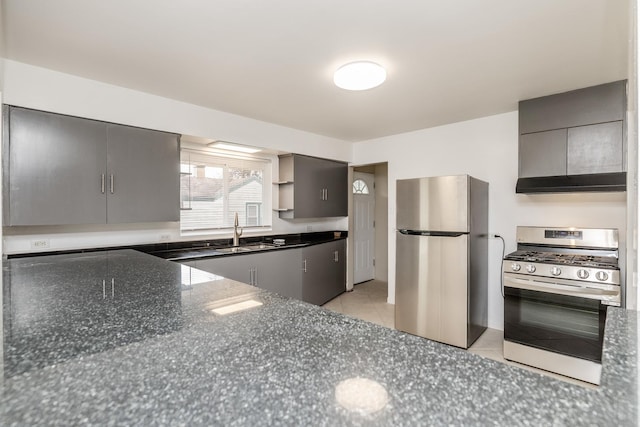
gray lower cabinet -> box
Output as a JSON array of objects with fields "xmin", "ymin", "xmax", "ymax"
[
  {"xmin": 189, "ymin": 240, "xmax": 346, "ymax": 305},
  {"xmin": 302, "ymin": 240, "xmax": 346, "ymax": 305},
  {"xmin": 3, "ymin": 106, "xmax": 180, "ymax": 226},
  {"xmin": 194, "ymin": 249, "xmax": 303, "ymax": 301}
]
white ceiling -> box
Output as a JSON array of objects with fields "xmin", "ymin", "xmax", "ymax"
[{"xmin": 1, "ymin": 0, "xmax": 630, "ymax": 142}]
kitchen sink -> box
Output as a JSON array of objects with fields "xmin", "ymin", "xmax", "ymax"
[
  {"xmin": 216, "ymin": 246, "xmax": 252, "ymax": 253},
  {"xmin": 215, "ymin": 243, "xmax": 276, "ymax": 253}
]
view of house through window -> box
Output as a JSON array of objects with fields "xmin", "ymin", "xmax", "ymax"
[{"xmin": 180, "ymin": 150, "xmax": 271, "ymax": 232}]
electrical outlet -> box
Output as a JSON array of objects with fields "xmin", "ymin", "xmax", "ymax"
[
  {"xmin": 159, "ymin": 234, "xmax": 171, "ymax": 242},
  {"xmin": 31, "ymin": 239, "xmax": 50, "ymax": 249},
  {"xmin": 307, "ymin": 225, "xmax": 313, "ymax": 232}
]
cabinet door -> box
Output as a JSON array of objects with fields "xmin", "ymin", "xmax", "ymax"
[
  {"xmin": 302, "ymin": 241, "xmax": 345, "ymax": 305},
  {"xmin": 5, "ymin": 107, "xmax": 107, "ymax": 225},
  {"xmin": 519, "ymin": 80, "xmax": 626, "ymax": 134},
  {"xmin": 320, "ymin": 160, "xmax": 348, "ymax": 217},
  {"xmin": 196, "ymin": 255, "xmax": 252, "ymax": 284},
  {"xmin": 332, "ymin": 240, "xmax": 347, "ymax": 298},
  {"xmin": 567, "ymin": 121, "xmax": 624, "ymax": 175},
  {"xmin": 518, "ymin": 129, "xmax": 567, "ymax": 178},
  {"xmin": 254, "ymin": 249, "xmax": 303, "ymax": 300},
  {"xmin": 106, "ymin": 124, "xmax": 180, "ymax": 223},
  {"xmin": 292, "ymin": 155, "xmax": 324, "ymax": 218}
]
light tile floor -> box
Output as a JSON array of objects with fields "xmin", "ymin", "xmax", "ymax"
[{"xmin": 323, "ymin": 280, "xmax": 595, "ymax": 389}]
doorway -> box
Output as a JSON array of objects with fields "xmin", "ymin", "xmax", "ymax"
[
  {"xmin": 351, "ymin": 163, "xmax": 389, "ymax": 291},
  {"xmin": 353, "ymin": 171, "xmax": 375, "ymax": 284}
]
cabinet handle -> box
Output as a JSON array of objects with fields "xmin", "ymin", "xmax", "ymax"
[
  {"xmin": 303, "ymin": 259, "xmax": 307, "ymax": 273},
  {"xmin": 334, "ymin": 251, "xmax": 339, "ymax": 262},
  {"xmin": 102, "ymin": 279, "xmax": 106, "ymax": 299},
  {"xmin": 101, "ymin": 174, "xmax": 105, "ymax": 194},
  {"xmin": 110, "ymin": 174, "xmax": 114, "ymax": 194},
  {"xmin": 254, "ymin": 268, "xmax": 258, "ymax": 286},
  {"xmin": 111, "ymin": 278, "xmax": 115, "ymax": 297},
  {"xmin": 325, "ymin": 189, "xmax": 328, "ymax": 201}
]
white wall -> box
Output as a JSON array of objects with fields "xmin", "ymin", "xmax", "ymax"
[
  {"xmin": 353, "ymin": 111, "xmax": 627, "ymax": 330},
  {"xmin": 1, "ymin": 60, "xmax": 350, "ymax": 254}
]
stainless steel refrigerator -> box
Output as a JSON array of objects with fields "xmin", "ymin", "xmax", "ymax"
[{"xmin": 395, "ymin": 175, "xmax": 488, "ymax": 348}]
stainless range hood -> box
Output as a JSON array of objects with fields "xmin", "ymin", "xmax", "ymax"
[{"xmin": 515, "ymin": 172, "xmax": 627, "ymax": 193}]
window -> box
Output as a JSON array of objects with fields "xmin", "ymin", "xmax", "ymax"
[
  {"xmin": 180, "ymin": 150, "xmax": 271, "ymax": 232},
  {"xmin": 352, "ymin": 178, "xmax": 370, "ymax": 194},
  {"xmin": 245, "ymin": 203, "xmax": 261, "ymax": 226}
]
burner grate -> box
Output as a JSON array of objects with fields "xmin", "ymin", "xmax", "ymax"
[{"xmin": 504, "ymin": 250, "xmax": 618, "ymax": 269}]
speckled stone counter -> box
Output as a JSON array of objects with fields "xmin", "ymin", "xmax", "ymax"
[{"xmin": 1, "ymin": 250, "xmax": 638, "ymax": 426}]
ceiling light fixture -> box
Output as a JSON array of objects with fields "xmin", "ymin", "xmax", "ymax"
[
  {"xmin": 333, "ymin": 61, "xmax": 387, "ymax": 91},
  {"xmin": 207, "ymin": 141, "xmax": 261, "ymax": 154}
]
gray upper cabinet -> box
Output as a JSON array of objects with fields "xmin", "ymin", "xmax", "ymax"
[
  {"xmin": 517, "ymin": 80, "xmax": 627, "ymax": 193},
  {"xmin": 519, "ymin": 80, "xmax": 626, "ymax": 134},
  {"xmin": 3, "ymin": 106, "xmax": 180, "ymax": 226},
  {"xmin": 106, "ymin": 124, "xmax": 179, "ymax": 223},
  {"xmin": 4, "ymin": 107, "xmax": 108, "ymax": 225},
  {"xmin": 566, "ymin": 121, "xmax": 624, "ymax": 175},
  {"xmin": 518, "ymin": 129, "xmax": 567, "ymax": 178},
  {"xmin": 277, "ymin": 154, "xmax": 348, "ymax": 219}
]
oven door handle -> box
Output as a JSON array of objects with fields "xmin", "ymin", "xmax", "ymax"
[{"xmin": 504, "ymin": 275, "xmax": 620, "ymax": 303}]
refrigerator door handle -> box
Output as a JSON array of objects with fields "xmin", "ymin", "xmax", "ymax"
[{"xmin": 398, "ymin": 229, "xmax": 468, "ymax": 237}]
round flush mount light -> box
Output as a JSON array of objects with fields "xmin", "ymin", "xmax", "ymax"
[{"xmin": 333, "ymin": 61, "xmax": 387, "ymax": 91}]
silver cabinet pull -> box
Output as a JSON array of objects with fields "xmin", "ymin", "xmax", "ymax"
[
  {"xmin": 110, "ymin": 174, "xmax": 114, "ymax": 194},
  {"xmin": 111, "ymin": 278, "xmax": 115, "ymax": 297},
  {"xmin": 101, "ymin": 174, "xmax": 105, "ymax": 194},
  {"xmin": 254, "ymin": 267, "xmax": 258, "ymax": 286},
  {"xmin": 102, "ymin": 279, "xmax": 106, "ymax": 299},
  {"xmin": 334, "ymin": 250, "xmax": 339, "ymax": 262},
  {"xmin": 303, "ymin": 259, "xmax": 307, "ymax": 273},
  {"xmin": 325, "ymin": 189, "xmax": 328, "ymax": 200}
]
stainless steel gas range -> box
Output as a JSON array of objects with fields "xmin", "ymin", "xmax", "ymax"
[{"xmin": 502, "ymin": 226, "xmax": 621, "ymax": 385}]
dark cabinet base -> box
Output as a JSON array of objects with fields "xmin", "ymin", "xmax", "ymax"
[{"xmin": 515, "ymin": 172, "xmax": 626, "ymax": 193}]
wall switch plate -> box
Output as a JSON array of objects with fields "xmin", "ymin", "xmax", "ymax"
[
  {"xmin": 159, "ymin": 234, "xmax": 171, "ymax": 241},
  {"xmin": 31, "ymin": 239, "xmax": 50, "ymax": 249}
]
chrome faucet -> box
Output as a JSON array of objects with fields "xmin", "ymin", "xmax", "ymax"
[{"xmin": 233, "ymin": 212, "xmax": 243, "ymax": 247}]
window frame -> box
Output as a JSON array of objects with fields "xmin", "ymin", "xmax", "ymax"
[{"xmin": 179, "ymin": 146, "xmax": 272, "ymax": 235}]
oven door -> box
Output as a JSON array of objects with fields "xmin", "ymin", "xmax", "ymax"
[{"xmin": 503, "ymin": 273, "xmax": 619, "ymax": 363}]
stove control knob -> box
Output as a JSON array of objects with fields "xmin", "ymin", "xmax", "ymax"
[
  {"xmin": 526, "ymin": 264, "xmax": 536, "ymax": 273},
  {"xmin": 577, "ymin": 269, "xmax": 590, "ymax": 279},
  {"xmin": 550, "ymin": 266, "xmax": 562, "ymax": 276},
  {"xmin": 596, "ymin": 271, "xmax": 609, "ymax": 282},
  {"xmin": 511, "ymin": 263, "xmax": 521, "ymax": 272}
]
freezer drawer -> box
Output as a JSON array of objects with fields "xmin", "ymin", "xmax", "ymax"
[{"xmin": 395, "ymin": 232, "xmax": 469, "ymax": 347}]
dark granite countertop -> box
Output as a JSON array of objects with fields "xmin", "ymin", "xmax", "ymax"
[
  {"xmin": 1, "ymin": 250, "xmax": 637, "ymax": 426},
  {"xmin": 147, "ymin": 231, "xmax": 347, "ymax": 261},
  {"xmin": 6, "ymin": 231, "xmax": 348, "ymax": 262}
]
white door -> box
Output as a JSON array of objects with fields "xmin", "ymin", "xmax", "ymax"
[{"xmin": 353, "ymin": 172, "xmax": 375, "ymax": 284}]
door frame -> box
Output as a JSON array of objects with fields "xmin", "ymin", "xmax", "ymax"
[{"xmin": 346, "ymin": 163, "xmax": 389, "ymax": 294}]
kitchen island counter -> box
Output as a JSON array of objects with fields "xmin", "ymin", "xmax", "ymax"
[{"xmin": 1, "ymin": 250, "xmax": 637, "ymax": 426}]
